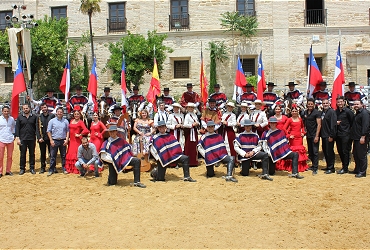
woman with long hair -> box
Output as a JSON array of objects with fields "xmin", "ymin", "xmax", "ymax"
[
  {"xmin": 89, "ymin": 111, "xmax": 107, "ymax": 151},
  {"xmin": 132, "ymin": 109, "xmax": 154, "ymax": 156},
  {"xmin": 65, "ymin": 108, "xmax": 89, "ymax": 174}
]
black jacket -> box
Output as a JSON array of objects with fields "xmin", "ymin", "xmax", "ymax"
[
  {"xmin": 350, "ymin": 108, "xmax": 369, "ymax": 140},
  {"xmin": 320, "ymin": 108, "xmax": 337, "ymax": 138},
  {"xmin": 36, "ymin": 113, "xmax": 55, "ymax": 141},
  {"xmin": 15, "ymin": 113, "xmax": 37, "ymax": 140}
]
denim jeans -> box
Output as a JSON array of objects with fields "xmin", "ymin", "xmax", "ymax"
[
  {"xmin": 49, "ymin": 139, "xmax": 66, "ymax": 172},
  {"xmin": 75, "ymin": 159, "xmax": 99, "ymax": 175}
]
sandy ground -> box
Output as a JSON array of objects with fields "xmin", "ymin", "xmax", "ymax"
[{"xmin": 1, "ymin": 142, "xmax": 370, "ymax": 249}]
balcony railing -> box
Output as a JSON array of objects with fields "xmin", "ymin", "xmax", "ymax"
[
  {"xmin": 169, "ymin": 14, "xmax": 190, "ymax": 31},
  {"xmin": 237, "ymin": 10, "xmax": 256, "ymax": 16},
  {"xmin": 305, "ymin": 9, "xmax": 327, "ymax": 26},
  {"xmin": 107, "ymin": 17, "xmax": 127, "ymax": 34}
]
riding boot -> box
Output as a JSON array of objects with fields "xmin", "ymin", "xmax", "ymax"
[
  {"xmin": 132, "ymin": 158, "xmax": 141, "ymax": 183},
  {"xmin": 225, "ymin": 156, "xmax": 238, "ymax": 182},
  {"xmin": 155, "ymin": 160, "xmax": 166, "ymax": 181},
  {"xmin": 181, "ymin": 156, "xmax": 196, "ymax": 182},
  {"xmin": 206, "ymin": 166, "xmax": 215, "ymax": 178}
]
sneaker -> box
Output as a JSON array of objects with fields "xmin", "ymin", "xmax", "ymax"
[
  {"xmin": 224, "ymin": 176, "xmax": 238, "ymax": 183},
  {"xmin": 133, "ymin": 182, "xmax": 146, "ymax": 188},
  {"xmin": 183, "ymin": 177, "xmax": 197, "ymax": 182}
]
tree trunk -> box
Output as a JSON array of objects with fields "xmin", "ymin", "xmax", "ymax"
[{"xmin": 89, "ymin": 13, "xmax": 95, "ymax": 62}]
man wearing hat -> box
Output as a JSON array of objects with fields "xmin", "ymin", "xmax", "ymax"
[
  {"xmin": 313, "ymin": 81, "xmax": 331, "ymax": 108},
  {"xmin": 28, "ymin": 88, "xmax": 61, "ymax": 114},
  {"xmin": 127, "ymin": 85, "xmax": 146, "ymax": 119},
  {"xmin": 183, "ymin": 102, "xmax": 200, "ymax": 167},
  {"xmin": 285, "ymin": 82, "xmax": 303, "ymax": 106},
  {"xmin": 166, "ymin": 103, "xmax": 184, "ymax": 147},
  {"xmin": 197, "ymin": 121, "xmax": 238, "ymax": 182},
  {"xmin": 107, "ymin": 105, "xmax": 130, "ymax": 141},
  {"xmin": 100, "ymin": 87, "xmax": 116, "ymax": 112},
  {"xmin": 68, "ymin": 85, "xmax": 89, "ymax": 113},
  {"xmin": 237, "ymin": 83, "xmax": 257, "ymax": 105},
  {"xmin": 180, "ymin": 83, "xmax": 201, "ymax": 112},
  {"xmin": 156, "ymin": 87, "xmax": 175, "ymax": 112},
  {"xmin": 200, "ymin": 98, "xmax": 222, "ymax": 132},
  {"xmin": 149, "ymin": 120, "xmax": 196, "ymax": 182},
  {"xmin": 234, "ymin": 119, "xmax": 272, "ymax": 181},
  {"xmin": 263, "ymin": 82, "xmax": 279, "ymax": 117},
  {"xmin": 344, "ymin": 82, "xmax": 366, "ymax": 108},
  {"xmin": 249, "ymin": 99, "xmax": 268, "ymax": 137},
  {"xmin": 99, "ymin": 125, "xmax": 146, "ymax": 187},
  {"xmin": 261, "ymin": 117, "xmax": 304, "ymax": 179},
  {"xmin": 221, "ymin": 102, "xmax": 237, "ymax": 159},
  {"xmin": 209, "ymin": 84, "xmax": 228, "ymax": 110}
]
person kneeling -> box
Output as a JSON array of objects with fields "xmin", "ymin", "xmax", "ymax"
[
  {"xmin": 150, "ymin": 120, "xmax": 196, "ymax": 182},
  {"xmin": 197, "ymin": 121, "xmax": 238, "ymax": 182},
  {"xmin": 234, "ymin": 119, "xmax": 272, "ymax": 181},
  {"xmin": 99, "ymin": 125, "xmax": 146, "ymax": 188},
  {"xmin": 75, "ymin": 136, "xmax": 100, "ymax": 177},
  {"xmin": 261, "ymin": 117, "xmax": 304, "ymax": 179}
]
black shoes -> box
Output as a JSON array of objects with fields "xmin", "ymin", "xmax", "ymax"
[
  {"xmin": 312, "ymin": 170, "xmax": 318, "ymax": 175},
  {"xmin": 5, "ymin": 172, "xmax": 13, "ymax": 176},
  {"xmin": 289, "ymin": 173, "xmax": 304, "ymax": 179},
  {"xmin": 355, "ymin": 173, "xmax": 366, "ymax": 178},
  {"xmin": 47, "ymin": 171, "xmax": 53, "ymax": 177},
  {"xmin": 224, "ymin": 176, "xmax": 238, "ymax": 182},
  {"xmin": 30, "ymin": 169, "xmax": 36, "ymax": 175},
  {"xmin": 133, "ymin": 182, "xmax": 146, "ymax": 188},
  {"xmin": 321, "ymin": 167, "xmax": 329, "ymax": 171},
  {"xmin": 39, "ymin": 168, "xmax": 45, "ymax": 174},
  {"xmin": 183, "ymin": 177, "xmax": 197, "ymax": 182},
  {"xmin": 94, "ymin": 173, "xmax": 100, "ymax": 178},
  {"xmin": 19, "ymin": 169, "xmax": 25, "ymax": 175},
  {"xmin": 324, "ymin": 169, "xmax": 336, "ymax": 174},
  {"xmin": 349, "ymin": 170, "xmax": 358, "ymax": 174},
  {"xmin": 259, "ymin": 174, "xmax": 273, "ymax": 181},
  {"xmin": 337, "ymin": 169, "xmax": 348, "ymax": 174},
  {"xmin": 0, "ymin": 174, "xmax": 2, "ymax": 178}
]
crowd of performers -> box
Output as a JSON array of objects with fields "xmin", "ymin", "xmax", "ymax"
[{"xmin": 0, "ymin": 80, "xmax": 368, "ymax": 187}]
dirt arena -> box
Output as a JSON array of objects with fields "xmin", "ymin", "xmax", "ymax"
[{"xmin": 1, "ymin": 143, "xmax": 370, "ymax": 249}]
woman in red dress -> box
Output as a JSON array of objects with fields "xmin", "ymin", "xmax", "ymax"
[
  {"xmin": 65, "ymin": 109, "xmax": 89, "ymax": 174},
  {"xmin": 273, "ymin": 104, "xmax": 288, "ymax": 131},
  {"xmin": 278, "ymin": 105, "xmax": 308, "ymax": 172},
  {"xmin": 90, "ymin": 112, "xmax": 107, "ymax": 151}
]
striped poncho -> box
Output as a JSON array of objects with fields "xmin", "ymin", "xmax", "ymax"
[
  {"xmin": 198, "ymin": 133, "xmax": 228, "ymax": 166},
  {"xmin": 261, "ymin": 129, "xmax": 291, "ymax": 163},
  {"xmin": 234, "ymin": 131, "xmax": 260, "ymax": 161},
  {"xmin": 150, "ymin": 133, "xmax": 183, "ymax": 167},
  {"xmin": 99, "ymin": 137, "xmax": 133, "ymax": 173}
]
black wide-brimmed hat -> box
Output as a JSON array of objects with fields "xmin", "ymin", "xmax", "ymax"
[
  {"xmin": 75, "ymin": 85, "xmax": 82, "ymax": 90},
  {"xmin": 346, "ymin": 82, "xmax": 356, "ymax": 86},
  {"xmin": 208, "ymin": 98, "xmax": 216, "ymax": 103},
  {"xmin": 45, "ymin": 88, "xmax": 55, "ymax": 92},
  {"xmin": 112, "ymin": 105, "xmax": 122, "ymax": 111},
  {"xmin": 214, "ymin": 84, "xmax": 220, "ymax": 88},
  {"xmin": 319, "ymin": 81, "xmax": 327, "ymax": 86},
  {"xmin": 186, "ymin": 83, "xmax": 193, "ymax": 88},
  {"xmin": 163, "ymin": 87, "xmax": 170, "ymax": 91},
  {"xmin": 286, "ymin": 82, "xmax": 297, "ymax": 86},
  {"xmin": 246, "ymin": 83, "xmax": 253, "ymax": 88},
  {"xmin": 133, "ymin": 85, "xmax": 139, "ymax": 91},
  {"xmin": 104, "ymin": 87, "xmax": 111, "ymax": 91},
  {"xmin": 267, "ymin": 82, "xmax": 277, "ymax": 87}
]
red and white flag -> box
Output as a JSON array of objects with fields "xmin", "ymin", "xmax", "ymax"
[
  {"xmin": 11, "ymin": 57, "xmax": 27, "ymax": 118},
  {"xmin": 331, "ymin": 42, "xmax": 345, "ymax": 109},
  {"xmin": 59, "ymin": 52, "xmax": 70, "ymax": 103}
]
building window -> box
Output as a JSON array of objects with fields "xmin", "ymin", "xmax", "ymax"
[
  {"xmin": 170, "ymin": 0, "xmax": 189, "ymax": 30},
  {"xmin": 5, "ymin": 67, "xmax": 14, "ymax": 83},
  {"xmin": 306, "ymin": 57, "xmax": 323, "ymax": 74},
  {"xmin": 174, "ymin": 60, "xmax": 189, "ymax": 78},
  {"xmin": 305, "ymin": 0, "xmax": 326, "ymax": 26},
  {"xmin": 51, "ymin": 6, "xmax": 67, "ymax": 21},
  {"xmin": 108, "ymin": 2, "xmax": 126, "ymax": 33},
  {"xmin": 241, "ymin": 58, "xmax": 256, "ymax": 76},
  {"xmin": 0, "ymin": 11, "xmax": 13, "ymax": 31},
  {"xmin": 237, "ymin": 0, "xmax": 255, "ymax": 16}
]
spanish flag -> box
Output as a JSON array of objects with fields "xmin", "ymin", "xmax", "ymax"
[{"xmin": 146, "ymin": 58, "xmax": 161, "ymax": 110}]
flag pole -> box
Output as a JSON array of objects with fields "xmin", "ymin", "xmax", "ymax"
[{"xmin": 306, "ymin": 44, "xmax": 312, "ymax": 95}]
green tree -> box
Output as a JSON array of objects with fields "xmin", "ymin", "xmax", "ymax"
[
  {"xmin": 105, "ymin": 31, "xmax": 173, "ymax": 90},
  {"xmin": 208, "ymin": 41, "xmax": 229, "ymax": 94},
  {"xmin": 80, "ymin": 0, "xmax": 101, "ymax": 61},
  {"xmin": 247, "ymin": 75, "xmax": 257, "ymax": 89}
]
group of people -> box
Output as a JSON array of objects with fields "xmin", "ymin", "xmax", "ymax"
[{"xmin": 0, "ymin": 80, "xmax": 368, "ymax": 187}]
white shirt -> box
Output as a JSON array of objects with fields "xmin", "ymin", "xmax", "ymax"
[
  {"xmin": 221, "ymin": 111, "xmax": 236, "ymax": 127},
  {"xmin": 0, "ymin": 115, "xmax": 15, "ymax": 143},
  {"xmin": 154, "ymin": 110, "xmax": 169, "ymax": 127},
  {"xmin": 183, "ymin": 112, "xmax": 199, "ymax": 142},
  {"xmin": 249, "ymin": 110, "xmax": 268, "ymax": 128}
]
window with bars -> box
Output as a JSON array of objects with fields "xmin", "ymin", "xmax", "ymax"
[
  {"xmin": 241, "ymin": 58, "xmax": 256, "ymax": 76},
  {"xmin": 236, "ymin": 0, "xmax": 255, "ymax": 16},
  {"xmin": 108, "ymin": 2, "xmax": 126, "ymax": 32},
  {"xmin": 174, "ymin": 60, "xmax": 189, "ymax": 78},
  {"xmin": 306, "ymin": 57, "xmax": 323, "ymax": 74},
  {"xmin": 170, "ymin": 0, "xmax": 189, "ymax": 30},
  {"xmin": 5, "ymin": 67, "xmax": 14, "ymax": 83},
  {"xmin": 0, "ymin": 11, "xmax": 13, "ymax": 31},
  {"xmin": 51, "ymin": 6, "xmax": 67, "ymax": 21}
]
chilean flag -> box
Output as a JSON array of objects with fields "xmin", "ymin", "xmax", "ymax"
[
  {"xmin": 87, "ymin": 57, "xmax": 98, "ymax": 111},
  {"xmin": 11, "ymin": 57, "xmax": 27, "ymax": 118},
  {"xmin": 331, "ymin": 42, "xmax": 345, "ymax": 109},
  {"xmin": 59, "ymin": 52, "xmax": 70, "ymax": 103},
  {"xmin": 121, "ymin": 53, "xmax": 128, "ymax": 111},
  {"xmin": 307, "ymin": 45, "xmax": 323, "ymax": 97},
  {"xmin": 232, "ymin": 55, "xmax": 247, "ymax": 100},
  {"xmin": 257, "ymin": 51, "xmax": 266, "ymax": 100}
]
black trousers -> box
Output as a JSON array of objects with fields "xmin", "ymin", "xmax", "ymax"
[
  {"xmin": 335, "ymin": 136, "xmax": 351, "ymax": 170},
  {"xmin": 269, "ymin": 152, "xmax": 298, "ymax": 175},
  {"xmin": 322, "ymin": 137, "xmax": 335, "ymax": 170},
  {"xmin": 240, "ymin": 152, "xmax": 269, "ymax": 176},
  {"xmin": 353, "ymin": 140, "xmax": 368, "ymax": 175},
  {"xmin": 19, "ymin": 140, "xmax": 36, "ymax": 170},
  {"xmin": 107, "ymin": 157, "xmax": 141, "ymax": 185},
  {"xmin": 306, "ymin": 137, "xmax": 319, "ymax": 170},
  {"xmin": 39, "ymin": 140, "xmax": 51, "ymax": 169},
  {"xmin": 156, "ymin": 155, "xmax": 190, "ymax": 181}
]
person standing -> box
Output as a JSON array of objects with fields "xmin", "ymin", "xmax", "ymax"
[
  {"xmin": 303, "ymin": 98, "xmax": 322, "ymax": 175},
  {"xmin": 209, "ymin": 84, "xmax": 228, "ymax": 110},
  {"xmin": 200, "ymin": 98, "xmax": 221, "ymax": 132},
  {"xmin": 263, "ymin": 82, "xmax": 279, "ymax": 117},
  {"xmin": 180, "ymin": 83, "xmax": 201, "ymax": 113},
  {"xmin": 47, "ymin": 107, "xmax": 70, "ymax": 176},
  {"xmin": 344, "ymin": 82, "xmax": 366, "ymax": 108},
  {"xmin": 15, "ymin": 104, "xmax": 37, "ymax": 175},
  {"xmin": 28, "ymin": 89, "xmax": 61, "ymax": 114},
  {"xmin": 156, "ymin": 87, "xmax": 175, "ymax": 112},
  {"xmin": 166, "ymin": 103, "xmax": 184, "ymax": 148},
  {"xmin": 183, "ymin": 103, "xmax": 200, "ymax": 167},
  {"xmin": 284, "ymin": 82, "xmax": 304, "ymax": 106},
  {"xmin": 221, "ymin": 102, "xmax": 237, "ymax": 159},
  {"xmin": 237, "ymin": 83, "xmax": 257, "ymax": 106},
  {"xmin": 349, "ymin": 100, "xmax": 369, "ymax": 177},
  {"xmin": 249, "ymin": 99, "xmax": 268, "ymax": 137},
  {"xmin": 153, "ymin": 102, "xmax": 169, "ymax": 128},
  {"xmin": 68, "ymin": 85, "xmax": 89, "ymax": 113},
  {"xmin": 0, "ymin": 106, "xmax": 15, "ymax": 177},
  {"xmin": 100, "ymin": 87, "xmax": 116, "ymax": 112},
  {"xmin": 36, "ymin": 103, "xmax": 55, "ymax": 174},
  {"xmin": 335, "ymin": 96, "xmax": 354, "ymax": 174},
  {"xmin": 75, "ymin": 136, "xmax": 100, "ymax": 178},
  {"xmin": 313, "ymin": 81, "xmax": 332, "ymax": 108},
  {"xmin": 320, "ymin": 99, "xmax": 337, "ymax": 174}
]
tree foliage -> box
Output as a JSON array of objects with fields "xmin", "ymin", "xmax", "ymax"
[
  {"xmin": 220, "ymin": 11, "xmax": 258, "ymax": 38},
  {"xmin": 208, "ymin": 41, "xmax": 229, "ymax": 94},
  {"xmin": 0, "ymin": 16, "xmax": 86, "ymax": 98},
  {"xmin": 105, "ymin": 31, "xmax": 173, "ymax": 90}
]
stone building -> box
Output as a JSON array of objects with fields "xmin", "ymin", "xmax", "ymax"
[{"xmin": 0, "ymin": 0, "xmax": 369, "ymax": 100}]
